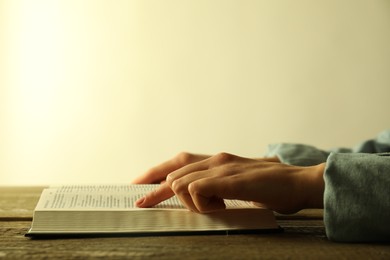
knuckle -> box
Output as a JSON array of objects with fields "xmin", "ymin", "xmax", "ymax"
[
  {"xmin": 187, "ymin": 181, "xmax": 199, "ymax": 195},
  {"xmin": 170, "ymin": 179, "xmax": 186, "ymax": 194},
  {"xmin": 211, "ymin": 152, "xmax": 235, "ymax": 165},
  {"xmin": 176, "ymin": 152, "xmax": 194, "ymax": 165},
  {"xmin": 188, "ymin": 182, "xmax": 207, "ymax": 213},
  {"xmin": 165, "ymin": 173, "xmax": 173, "ymax": 183}
]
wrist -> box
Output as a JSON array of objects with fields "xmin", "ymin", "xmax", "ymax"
[{"xmin": 302, "ymin": 163, "xmax": 325, "ymax": 209}]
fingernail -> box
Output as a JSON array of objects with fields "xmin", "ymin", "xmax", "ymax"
[{"xmin": 135, "ymin": 197, "xmax": 145, "ymax": 207}]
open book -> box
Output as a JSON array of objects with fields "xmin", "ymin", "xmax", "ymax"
[{"xmin": 26, "ymin": 184, "xmax": 280, "ymax": 237}]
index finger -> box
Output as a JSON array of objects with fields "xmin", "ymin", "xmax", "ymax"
[{"xmin": 135, "ymin": 182, "xmax": 175, "ymax": 208}]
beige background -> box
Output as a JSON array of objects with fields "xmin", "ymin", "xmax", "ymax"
[{"xmin": 1, "ymin": 0, "xmax": 389, "ymax": 185}]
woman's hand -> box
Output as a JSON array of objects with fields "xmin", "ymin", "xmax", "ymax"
[
  {"xmin": 134, "ymin": 152, "xmax": 325, "ymax": 214},
  {"xmin": 131, "ymin": 152, "xmax": 211, "ymax": 184},
  {"xmin": 131, "ymin": 152, "xmax": 280, "ymax": 184}
]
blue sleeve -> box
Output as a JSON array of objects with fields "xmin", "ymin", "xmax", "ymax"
[
  {"xmin": 265, "ymin": 130, "xmax": 390, "ymax": 166},
  {"xmin": 324, "ymin": 153, "xmax": 390, "ymax": 242},
  {"xmin": 265, "ymin": 130, "xmax": 390, "ymax": 242}
]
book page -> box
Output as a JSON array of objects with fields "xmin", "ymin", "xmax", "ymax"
[
  {"xmin": 36, "ymin": 185, "xmax": 184, "ymax": 211},
  {"xmin": 35, "ymin": 184, "xmax": 257, "ymax": 211}
]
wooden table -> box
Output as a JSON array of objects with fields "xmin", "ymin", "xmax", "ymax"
[{"xmin": 1, "ymin": 187, "xmax": 389, "ymax": 259}]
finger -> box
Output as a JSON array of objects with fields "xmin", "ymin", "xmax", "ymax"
[
  {"xmin": 163, "ymin": 162, "xmax": 226, "ymax": 212},
  {"xmin": 131, "ymin": 153, "xmax": 210, "ymax": 184},
  {"xmin": 171, "ymin": 190, "xmax": 199, "ymax": 212},
  {"xmin": 166, "ymin": 155, "xmax": 252, "ymax": 212},
  {"xmin": 131, "ymin": 161, "xmax": 180, "ymax": 184},
  {"xmin": 169, "ymin": 170, "xmax": 213, "ymax": 212},
  {"xmin": 165, "ymin": 161, "xmax": 209, "ymax": 186},
  {"xmin": 188, "ymin": 176, "xmax": 243, "ymax": 212},
  {"xmin": 165, "ymin": 152, "xmax": 243, "ymax": 185},
  {"xmin": 135, "ymin": 182, "xmax": 174, "ymax": 207},
  {"xmin": 189, "ymin": 184, "xmax": 226, "ymax": 213}
]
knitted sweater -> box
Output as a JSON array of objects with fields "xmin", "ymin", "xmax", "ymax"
[{"xmin": 266, "ymin": 130, "xmax": 390, "ymax": 242}]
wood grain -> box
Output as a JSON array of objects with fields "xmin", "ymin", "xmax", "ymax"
[
  {"xmin": 1, "ymin": 221, "xmax": 389, "ymax": 259},
  {"xmin": 0, "ymin": 186, "xmax": 44, "ymax": 219}
]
